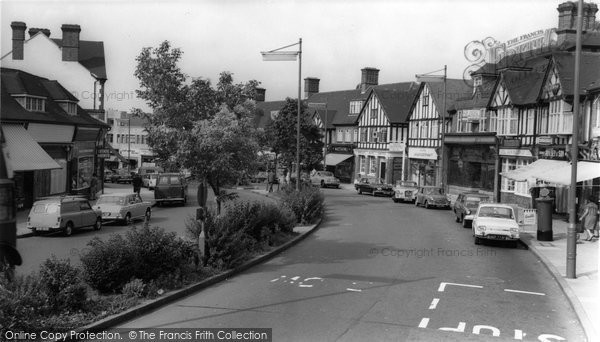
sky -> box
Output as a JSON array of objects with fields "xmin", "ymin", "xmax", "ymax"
[{"xmin": 0, "ymin": 0, "xmax": 578, "ymax": 112}]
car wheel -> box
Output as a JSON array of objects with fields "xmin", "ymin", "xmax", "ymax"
[
  {"xmin": 145, "ymin": 208, "xmax": 151, "ymax": 221},
  {"xmin": 474, "ymin": 236, "xmax": 481, "ymax": 245},
  {"xmin": 124, "ymin": 213, "xmax": 132, "ymax": 225},
  {"xmin": 392, "ymin": 198, "xmax": 399, "ymax": 203},
  {"xmin": 93, "ymin": 218, "xmax": 102, "ymax": 231},
  {"xmin": 358, "ymin": 188, "xmax": 362, "ymax": 195},
  {"xmin": 511, "ymin": 240, "xmax": 519, "ymax": 248},
  {"xmin": 415, "ymin": 199, "xmax": 419, "ymax": 207},
  {"xmin": 64, "ymin": 222, "xmax": 74, "ymax": 237},
  {"xmin": 425, "ymin": 201, "xmax": 430, "ymax": 209},
  {"xmin": 455, "ymin": 213, "xmax": 460, "ymax": 222},
  {"xmin": 462, "ymin": 217, "xmax": 469, "ymax": 228},
  {"xmin": 320, "ymin": 180, "xmax": 325, "ymax": 188}
]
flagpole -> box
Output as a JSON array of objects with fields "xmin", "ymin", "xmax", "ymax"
[{"xmin": 296, "ymin": 38, "xmax": 302, "ymax": 191}]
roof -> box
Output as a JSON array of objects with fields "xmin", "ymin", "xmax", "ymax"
[
  {"xmin": 1, "ymin": 68, "xmax": 109, "ymax": 128},
  {"xmin": 370, "ymin": 83, "xmax": 420, "ymax": 123},
  {"xmin": 254, "ymin": 100, "xmax": 287, "ymax": 129},
  {"xmin": 51, "ymin": 38, "xmax": 106, "ymax": 79},
  {"xmin": 426, "ymin": 79, "xmax": 473, "ymax": 112},
  {"xmin": 553, "ymin": 52, "xmax": 600, "ymax": 96},
  {"xmin": 501, "ymin": 58, "xmax": 549, "ymax": 105}
]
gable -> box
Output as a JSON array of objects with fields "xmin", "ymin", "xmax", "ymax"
[
  {"xmin": 491, "ymin": 81, "xmax": 511, "ymax": 107},
  {"xmin": 541, "ymin": 64, "xmax": 562, "ymax": 100}
]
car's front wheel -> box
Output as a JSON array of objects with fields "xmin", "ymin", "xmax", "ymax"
[
  {"xmin": 462, "ymin": 217, "xmax": 469, "ymax": 228},
  {"xmin": 320, "ymin": 180, "xmax": 325, "ymax": 188},
  {"xmin": 474, "ymin": 236, "xmax": 481, "ymax": 245},
  {"xmin": 425, "ymin": 201, "xmax": 430, "ymax": 209},
  {"xmin": 93, "ymin": 218, "xmax": 102, "ymax": 231},
  {"xmin": 145, "ymin": 208, "xmax": 151, "ymax": 221},
  {"xmin": 124, "ymin": 213, "xmax": 132, "ymax": 225},
  {"xmin": 64, "ymin": 222, "xmax": 74, "ymax": 237}
]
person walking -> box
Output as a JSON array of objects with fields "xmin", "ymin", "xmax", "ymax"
[
  {"xmin": 132, "ymin": 172, "xmax": 143, "ymax": 200},
  {"xmin": 579, "ymin": 195, "xmax": 599, "ymax": 241},
  {"xmin": 267, "ymin": 170, "xmax": 275, "ymax": 193},
  {"xmin": 89, "ymin": 173, "xmax": 99, "ymax": 200}
]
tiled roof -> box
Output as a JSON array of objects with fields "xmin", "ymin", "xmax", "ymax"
[
  {"xmin": 371, "ymin": 82, "xmax": 420, "ymax": 124},
  {"xmin": 500, "ymin": 57, "xmax": 550, "ymax": 105},
  {"xmin": 254, "ymin": 100, "xmax": 287, "ymax": 129},
  {"xmin": 426, "ymin": 79, "xmax": 474, "ymax": 112},
  {"xmin": 553, "ymin": 52, "xmax": 600, "ymax": 96},
  {"xmin": 51, "ymin": 38, "xmax": 107, "ymax": 79},
  {"xmin": 1, "ymin": 68, "xmax": 108, "ymax": 128},
  {"xmin": 307, "ymin": 88, "xmax": 369, "ymax": 126}
]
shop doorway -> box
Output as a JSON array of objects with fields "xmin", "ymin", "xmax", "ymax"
[{"xmin": 379, "ymin": 161, "xmax": 386, "ymax": 180}]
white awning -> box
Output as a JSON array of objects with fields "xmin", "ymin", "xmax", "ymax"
[
  {"xmin": 325, "ymin": 153, "xmax": 353, "ymax": 166},
  {"xmin": 500, "ymin": 159, "xmax": 565, "ymax": 181},
  {"xmin": 2, "ymin": 124, "xmax": 61, "ymax": 172},
  {"xmin": 536, "ymin": 161, "xmax": 600, "ymax": 186}
]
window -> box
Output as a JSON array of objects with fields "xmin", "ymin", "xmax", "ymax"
[
  {"xmin": 411, "ymin": 121, "xmax": 418, "ymax": 138},
  {"xmin": 498, "ymin": 107, "xmax": 517, "ymax": 135},
  {"xmin": 107, "ymin": 134, "xmax": 113, "ymax": 143},
  {"xmin": 526, "ymin": 109, "xmax": 535, "ymax": 135},
  {"xmin": 337, "ymin": 129, "xmax": 343, "ymax": 142},
  {"xmin": 349, "ymin": 101, "xmax": 362, "ymax": 115},
  {"xmin": 501, "ymin": 159, "xmax": 516, "ymax": 191},
  {"xmin": 14, "ymin": 96, "xmax": 46, "ymax": 112},
  {"xmin": 421, "ymin": 121, "xmax": 429, "ymax": 138},
  {"xmin": 360, "ymin": 128, "xmax": 367, "ymax": 142},
  {"xmin": 371, "ymin": 108, "xmax": 379, "ymax": 121},
  {"xmin": 345, "ymin": 129, "xmax": 351, "ymax": 142},
  {"xmin": 549, "ymin": 100, "xmax": 573, "ymax": 134},
  {"xmin": 359, "ymin": 156, "xmax": 366, "ymax": 174},
  {"xmin": 489, "ymin": 111, "xmax": 497, "ymax": 132},
  {"xmin": 422, "ymin": 88, "xmax": 429, "ymax": 111},
  {"xmin": 431, "ymin": 120, "xmax": 439, "ymax": 139},
  {"xmin": 353, "ymin": 129, "xmax": 358, "ymax": 142},
  {"xmin": 538, "ymin": 106, "xmax": 549, "ymax": 134},
  {"xmin": 592, "ymin": 97, "xmax": 600, "ymax": 130},
  {"xmin": 369, "ymin": 156, "xmax": 376, "ymax": 174}
]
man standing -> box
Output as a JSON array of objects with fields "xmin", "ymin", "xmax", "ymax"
[
  {"xmin": 89, "ymin": 173, "xmax": 98, "ymax": 200},
  {"xmin": 579, "ymin": 195, "xmax": 599, "ymax": 241},
  {"xmin": 132, "ymin": 172, "xmax": 143, "ymax": 200}
]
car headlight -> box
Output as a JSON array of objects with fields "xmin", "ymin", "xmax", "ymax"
[
  {"xmin": 377, "ymin": 187, "xmax": 382, "ymax": 191},
  {"xmin": 466, "ymin": 209, "xmax": 471, "ymax": 215},
  {"xmin": 510, "ymin": 228, "xmax": 518, "ymax": 233},
  {"xmin": 477, "ymin": 225, "xmax": 486, "ymax": 232}
]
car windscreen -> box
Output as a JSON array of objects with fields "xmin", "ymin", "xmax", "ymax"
[
  {"xmin": 33, "ymin": 203, "xmax": 59, "ymax": 214},
  {"xmin": 425, "ymin": 188, "xmax": 443, "ymax": 195},
  {"xmin": 319, "ymin": 172, "xmax": 334, "ymax": 177},
  {"xmin": 465, "ymin": 196, "xmax": 488, "ymax": 207},
  {"xmin": 478, "ymin": 207, "xmax": 514, "ymax": 219},
  {"xmin": 169, "ymin": 176, "xmax": 181, "ymax": 184},
  {"xmin": 97, "ymin": 196, "xmax": 126, "ymax": 205}
]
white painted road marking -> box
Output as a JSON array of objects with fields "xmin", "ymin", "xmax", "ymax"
[
  {"xmin": 428, "ymin": 298, "xmax": 439, "ymax": 310},
  {"xmin": 504, "ymin": 289, "xmax": 546, "ymax": 296},
  {"xmin": 439, "ymin": 322, "xmax": 466, "ymax": 332},
  {"xmin": 438, "ymin": 282, "xmax": 483, "ymax": 292},
  {"xmin": 418, "ymin": 318, "xmax": 429, "ymax": 328},
  {"xmin": 346, "ymin": 288, "xmax": 362, "ymax": 292}
]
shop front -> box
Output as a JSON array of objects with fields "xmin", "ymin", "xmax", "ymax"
[
  {"xmin": 498, "ymin": 145, "xmax": 535, "ymax": 209},
  {"xmin": 408, "ymin": 147, "xmax": 438, "ymax": 186},
  {"xmin": 354, "ymin": 147, "xmax": 405, "ymax": 185},
  {"xmin": 326, "ymin": 144, "xmax": 355, "ymax": 183}
]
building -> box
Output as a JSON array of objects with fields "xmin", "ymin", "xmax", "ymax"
[
  {"xmin": 1, "ymin": 68, "xmax": 108, "ymax": 209},
  {"xmin": 104, "ymin": 109, "xmax": 153, "ymax": 170},
  {"xmin": 407, "ymin": 79, "xmax": 473, "ymax": 187}
]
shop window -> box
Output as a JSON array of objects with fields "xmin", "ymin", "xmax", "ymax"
[
  {"xmin": 359, "ymin": 156, "xmax": 366, "ymax": 174},
  {"xmin": 353, "ymin": 129, "xmax": 358, "ymax": 142},
  {"xmin": 369, "ymin": 156, "xmax": 376, "ymax": 174},
  {"xmin": 501, "ymin": 158, "xmax": 516, "ymax": 191},
  {"xmin": 591, "ymin": 97, "xmax": 599, "ymax": 131}
]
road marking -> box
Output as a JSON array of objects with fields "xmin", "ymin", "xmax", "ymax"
[
  {"xmin": 346, "ymin": 288, "xmax": 362, "ymax": 292},
  {"xmin": 438, "ymin": 282, "xmax": 483, "ymax": 292},
  {"xmin": 428, "ymin": 298, "xmax": 439, "ymax": 310},
  {"xmin": 504, "ymin": 289, "xmax": 546, "ymax": 296},
  {"xmin": 439, "ymin": 322, "xmax": 466, "ymax": 333},
  {"xmin": 270, "ymin": 275, "xmax": 286, "ymax": 282},
  {"xmin": 473, "ymin": 325, "xmax": 500, "ymax": 337},
  {"xmin": 418, "ymin": 318, "xmax": 429, "ymax": 328}
]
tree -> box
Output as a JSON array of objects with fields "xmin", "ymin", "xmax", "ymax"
[
  {"xmin": 133, "ymin": 40, "xmax": 261, "ymax": 212},
  {"xmin": 265, "ymin": 98, "xmax": 324, "ymax": 177}
]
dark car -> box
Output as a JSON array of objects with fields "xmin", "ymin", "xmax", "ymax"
[
  {"xmin": 110, "ymin": 169, "xmax": 133, "ymax": 184},
  {"xmin": 453, "ymin": 192, "xmax": 491, "ymax": 228},
  {"xmin": 415, "ymin": 186, "xmax": 450, "ymax": 209},
  {"xmin": 154, "ymin": 173, "xmax": 188, "ymax": 206},
  {"xmin": 355, "ymin": 177, "xmax": 394, "ymax": 196},
  {"xmin": 27, "ymin": 196, "xmax": 102, "ymax": 236}
]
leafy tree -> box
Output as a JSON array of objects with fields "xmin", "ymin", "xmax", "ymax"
[
  {"xmin": 265, "ymin": 98, "xmax": 324, "ymax": 177},
  {"xmin": 133, "ymin": 40, "xmax": 261, "ymax": 212}
]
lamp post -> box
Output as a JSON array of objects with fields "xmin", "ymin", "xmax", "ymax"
[{"xmin": 261, "ymin": 38, "xmax": 303, "ymax": 190}]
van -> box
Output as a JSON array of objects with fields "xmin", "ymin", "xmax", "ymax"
[
  {"xmin": 154, "ymin": 173, "xmax": 188, "ymax": 206},
  {"xmin": 27, "ymin": 196, "xmax": 102, "ymax": 236}
]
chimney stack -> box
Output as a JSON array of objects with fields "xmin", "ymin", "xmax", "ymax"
[
  {"xmin": 557, "ymin": 2, "xmax": 599, "ymax": 45},
  {"xmin": 254, "ymin": 87, "xmax": 266, "ymax": 102},
  {"xmin": 361, "ymin": 67, "xmax": 380, "ymax": 93},
  {"xmin": 304, "ymin": 77, "xmax": 320, "ymax": 98},
  {"xmin": 28, "ymin": 28, "xmax": 51, "ymax": 38},
  {"xmin": 11, "ymin": 21, "xmax": 26, "ymax": 60},
  {"xmin": 61, "ymin": 24, "xmax": 81, "ymax": 62}
]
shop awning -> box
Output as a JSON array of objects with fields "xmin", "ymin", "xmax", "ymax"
[
  {"xmin": 106, "ymin": 143, "xmax": 130, "ymax": 164},
  {"xmin": 536, "ymin": 161, "xmax": 600, "ymax": 186},
  {"xmin": 1, "ymin": 124, "xmax": 61, "ymax": 172},
  {"xmin": 325, "ymin": 153, "xmax": 353, "ymax": 166},
  {"xmin": 500, "ymin": 159, "xmax": 565, "ymax": 181}
]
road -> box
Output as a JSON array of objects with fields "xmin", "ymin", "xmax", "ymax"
[
  {"xmin": 117, "ymin": 188, "xmax": 585, "ymax": 341},
  {"xmin": 14, "ymin": 183, "xmax": 274, "ymax": 276}
]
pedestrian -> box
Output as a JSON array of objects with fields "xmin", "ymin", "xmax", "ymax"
[
  {"xmin": 89, "ymin": 173, "xmax": 98, "ymax": 200},
  {"xmin": 267, "ymin": 170, "xmax": 275, "ymax": 193},
  {"xmin": 132, "ymin": 172, "xmax": 143, "ymax": 200},
  {"xmin": 579, "ymin": 195, "xmax": 599, "ymax": 241}
]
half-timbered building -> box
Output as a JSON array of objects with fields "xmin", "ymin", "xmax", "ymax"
[{"xmin": 354, "ymin": 83, "xmax": 419, "ymax": 184}]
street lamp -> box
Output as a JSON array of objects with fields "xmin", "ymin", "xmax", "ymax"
[{"xmin": 261, "ymin": 38, "xmax": 302, "ymax": 190}]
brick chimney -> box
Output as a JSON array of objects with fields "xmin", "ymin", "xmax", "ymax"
[
  {"xmin": 304, "ymin": 77, "xmax": 320, "ymax": 98},
  {"xmin": 11, "ymin": 21, "xmax": 26, "ymax": 60},
  {"xmin": 28, "ymin": 28, "xmax": 51, "ymax": 38},
  {"xmin": 254, "ymin": 87, "xmax": 266, "ymax": 102},
  {"xmin": 61, "ymin": 24, "xmax": 81, "ymax": 62},
  {"xmin": 557, "ymin": 2, "xmax": 599, "ymax": 46},
  {"xmin": 361, "ymin": 67, "xmax": 379, "ymax": 93}
]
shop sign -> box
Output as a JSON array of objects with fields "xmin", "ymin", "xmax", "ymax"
[
  {"xmin": 578, "ymin": 139, "xmax": 600, "ymax": 161},
  {"xmin": 461, "ymin": 109, "xmax": 485, "ymax": 120},
  {"xmin": 408, "ymin": 147, "xmax": 438, "ymax": 160},
  {"xmin": 499, "ymin": 148, "xmax": 533, "ymax": 157},
  {"xmin": 536, "ymin": 136, "xmax": 553, "ymax": 146},
  {"xmin": 538, "ymin": 146, "xmax": 568, "ymax": 160},
  {"xmin": 388, "ymin": 142, "xmax": 406, "ymax": 152},
  {"xmin": 328, "ymin": 144, "xmax": 353, "ymax": 154},
  {"xmin": 502, "ymin": 137, "xmax": 521, "ymax": 148}
]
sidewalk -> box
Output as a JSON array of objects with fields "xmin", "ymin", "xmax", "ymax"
[
  {"xmin": 519, "ymin": 219, "xmax": 599, "ymax": 342},
  {"xmin": 16, "ymin": 187, "xmax": 155, "ymax": 238}
]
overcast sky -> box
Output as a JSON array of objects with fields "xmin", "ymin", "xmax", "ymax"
[{"xmin": 1, "ymin": 0, "xmax": 573, "ymax": 112}]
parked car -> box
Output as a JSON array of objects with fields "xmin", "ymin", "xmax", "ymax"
[
  {"xmin": 110, "ymin": 169, "xmax": 133, "ymax": 184},
  {"xmin": 355, "ymin": 177, "xmax": 394, "ymax": 196},
  {"xmin": 414, "ymin": 186, "xmax": 450, "ymax": 209},
  {"xmin": 154, "ymin": 173, "xmax": 188, "ymax": 206},
  {"xmin": 453, "ymin": 192, "xmax": 491, "ymax": 228},
  {"xmin": 27, "ymin": 196, "xmax": 102, "ymax": 236},
  {"xmin": 472, "ymin": 203, "xmax": 519, "ymax": 247},
  {"xmin": 142, "ymin": 173, "xmax": 160, "ymax": 190},
  {"xmin": 138, "ymin": 166, "xmax": 164, "ymax": 188},
  {"xmin": 95, "ymin": 193, "xmax": 152, "ymax": 225},
  {"xmin": 310, "ymin": 171, "xmax": 340, "ymax": 188},
  {"xmin": 392, "ymin": 180, "xmax": 418, "ymax": 203},
  {"xmin": 103, "ymin": 169, "xmax": 114, "ymax": 182}
]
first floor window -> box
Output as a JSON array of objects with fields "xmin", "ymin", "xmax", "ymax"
[
  {"xmin": 489, "ymin": 111, "xmax": 497, "ymax": 132},
  {"xmin": 501, "ymin": 158, "xmax": 516, "ymax": 191},
  {"xmin": 369, "ymin": 156, "xmax": 376, "ymax": 174},
  {"xmin": 538, "ymin": 106, "xmax": 549, "ymax": 134},
  {"xmin": 337, "ymin": 130, "xmax": 344, "ymax": 142}
]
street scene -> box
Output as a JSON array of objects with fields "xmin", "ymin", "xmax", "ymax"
[{"xmin": 1, "ymin": 0, "xmax": 599, "ymax": 341}]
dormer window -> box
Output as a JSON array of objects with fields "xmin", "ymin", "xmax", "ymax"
[
  {"xmin": 58, "ymin": 101, "xmax": 78, "ymax": 115},
  {"xmin": 13, "ymin": 95, "xmax": 46, "ymax": 112},
  {"xmin": 349, "ymin": 100, "xmax": 363, "ymax": 115}
]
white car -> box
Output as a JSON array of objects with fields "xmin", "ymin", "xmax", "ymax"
[
  {"xmin": 392, "ymin": 180, "xmax": 418, "ymax": 203},
  {"xmin": 310, "ymin": 171, "xmax": 340, "ymax": 188},
  {"xmin": 95, "ymin": 193, "xmax": 152, "ymax": 225},
  {"xmin": 472, "ymin": 203, "xmax": 519, "ymax": 247}
]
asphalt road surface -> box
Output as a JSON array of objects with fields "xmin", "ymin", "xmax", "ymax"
[{"xmin": 116, "ymin": 188, "xmax": 585, "ymax": 341}]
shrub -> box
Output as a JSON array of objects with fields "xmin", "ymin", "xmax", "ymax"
[
  {"xmin": 280, "ymin": 185, "xmax": 324, "ymax": 224},
  {"xmin": 204, "ymin": 209, "xmax": 256, "ymax": 270},
  {"xmin": 0, "ymin": 274, "xmax": 50, "ymax": 333},
  {"xmin": 39, "ymin": 256, "xmax": 87, "ymax": 311},
  {"xmin": 80, "ymin": 235, "xmax": 137, "ymax": 293},
  {"xmin": 122, "ymin": 278, "xmax": 146, "ymax": 299}
]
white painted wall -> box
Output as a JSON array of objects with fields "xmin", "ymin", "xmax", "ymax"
[{"xmin": 1, "ymin": 34, "xmax": 101, "ymax": 110}]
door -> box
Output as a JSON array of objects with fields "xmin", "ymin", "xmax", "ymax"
[
  {"xmin": 79, "ymin": 201, "xmax": 96, "ymax": 227},
  {"xmin": 379, "ymin": 161, "xmax": 386, "ymax": 181}
]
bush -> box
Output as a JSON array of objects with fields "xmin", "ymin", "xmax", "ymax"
[
  {"xmin": 280, "ymin": 185, "xmax": 324, "ymax": 224},
  {"xmin": 204, "ymin": 209, "xmax": 256, "ymax": 270},
  {"xmin": 39, "ymin": 256, "xmax": 87, "ymax": 311},
  {"xmin": 0, "ymin": 274, "xmax": 49, "ymax": 333},
  {"xmin": 80, "ymin": 235, "xmax": 137, "ymax": 293},
  {"xmin": 122, "ymin": 278, "xmax": 145, "ymax": 299}
]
